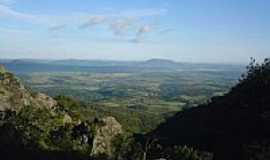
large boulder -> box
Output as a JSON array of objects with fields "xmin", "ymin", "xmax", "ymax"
[{"xmin": 91, "ymin": 117, "xmax": 123, "ymax": 158}]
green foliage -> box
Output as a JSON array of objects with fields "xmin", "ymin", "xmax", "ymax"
[
  {"xmin": 112, "ymin": 134, "xmax": 143, "ymax": 160},
  {"xmin": 20, "ymin": 70, "xmax": 240, "ymax": 133},
  {"xmin": 0, "ymin": 61, "xmax": 250, "ymax": 159},
  {"xmin": 146, "ymin": 144, "xmax": 203, "ymax": 160},
  {"xmin": 49, "ymin": 124, "xmax": 74, "ymax": 150},
  {"xmin": 239, "ymin": 58, "xmax": 270, "ymax": 86},
  {"xmin": 54, "ymin": 95, "xmax": 85, "ymax": 121},
  {"xmin": 169, "ymin": 146, "xmax": 202, "ymax": 160},
  {"xmin": 0, "ymin": 105, "xmax": 95, "ymax": 156},
  {"xmin": 230, "ymin": 57, "xmax": 270, "ymax": 111},
  {"xmin": 55, "ymin": 95, "xmax": 83, "ymax": 111},
  {"xmin": 15, "ymin": 106, "xmax": 53, "ymax": 149},
  {"xmin": 151, "ymin": 58, "xmax": 270, "ymax": 160}
]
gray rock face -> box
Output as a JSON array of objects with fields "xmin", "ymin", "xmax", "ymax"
[
  {"xmin": 32, "ymin": 93, "xmax": 57, "ymax": 109},
  {"xmin": 0, "ymin": 65, "xmax": 6, "ymax": 73},
  {"xmin": 0, "ymin": 66, "xmax": 57, "ymax": 111},
  {"xmin": 91, "ymin": 117, "xmax": 123, "ymax": 158}
]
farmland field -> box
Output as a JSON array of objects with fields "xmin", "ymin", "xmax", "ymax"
[{"xmin": 2, "ymin": 59, "xmax": 244, "ymax": 133}]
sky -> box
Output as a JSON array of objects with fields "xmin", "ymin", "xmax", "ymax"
[{"xmin": 0, "ymin": 0, "xmax": 269, "ymax": 63}]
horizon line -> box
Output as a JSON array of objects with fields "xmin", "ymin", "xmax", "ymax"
[{"xmin": 0, "ymin": 57, "xmax": 249, "ymax": 65}]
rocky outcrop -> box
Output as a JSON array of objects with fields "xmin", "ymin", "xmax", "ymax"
[
  {"xmin": 0, "ymin": 64, "xmax": 57, "ymax": 111},
  {"xmin": 62, "ymin": 114, "xmax": 73, "ymax": 124},
  {"xmin": 0, "ymin": 65, "xmax": 128, "ymax": 160},
  {"xmin": 0, "ymin": 65, "xmax": 6, "ymax": 73},
  {"xmin": 91, "ymin": 117, "xmax": 123, "ymax": 158},
  {"xmin": 32, "ymin": 93, "xmax": 57, "ymax": 109}
]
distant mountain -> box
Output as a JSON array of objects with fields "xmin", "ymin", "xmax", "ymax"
[
  {"xmin": 51, "ymin": 59, "xmax": 180, "ymax": 68},
  {"xmin": 52, "ymin": 59, "xmax": 132, "ymax": 67},
  {"xmin": 144, "ymin": 59, "xmax": 178, "ymax": 65},
  {"xmin": 152, "ymin": 58, "xmax": 270, "ymax": 160},
  {"xmin": 139, "ymin": 59, "xmax": 180, "ymax": 70},
  {"xmin": 0, "ymin": 59, "xmax": 245, "ymax": 74},
  {"xmin": 1, "ymin": 61, "xmax": 144, "ymax": 74}
]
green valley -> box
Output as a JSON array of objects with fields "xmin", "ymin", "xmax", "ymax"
[{"xmin": 5, "ymin": 60, "xmax": 243, "ymax": 133}]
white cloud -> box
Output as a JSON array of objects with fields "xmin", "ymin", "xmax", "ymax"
[
  {"xmin": 78, "ymin": 8, "xmax": 167, "ymax": 30},
  {"xmin": 0, "ymin": 5, "xmax": 168, "ymax": 42},
  {"xmin": 131, "ymin": 25, "xmax": 153, "ymax": 43},
  {"xmin": 137, "ymin": 25, "xmax": 152, "ymax": 36},
  {"xmin": 79, "ymin": 16, "xmax": 107, "ymax": 29},
  {"xmin": 0, "ymin": 4, "xmax": 167, "ymax": 22},
  {"xmin": 0, "ymin": 4, "xmax": 34, "ymax": 20},
  {"xmin": 159, "ymin": 28, "xmax": 175, "ymax": 34},
  {"xmin": 0, "ymin": 0, "xmax": 15, "ymax": 5},
  {"xmin": 110, "ymin": 18, "xmax": 134, "ymax": 35},
  {"xmin": 0, "ymin": 5, "xmax": 167, "ymax": 27},
  {"xmin": 48, "ymin": 24, "xmax": 66, "ymax": 31}
]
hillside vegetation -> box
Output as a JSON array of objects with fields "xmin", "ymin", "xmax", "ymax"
[
  {"xmin": 152, "ymin": 58, "xmax": 270, "ymax": 160},
  {"xmin": 0, "ymin": 64, "xmax": 208, "ymax": 160},
  {"xmin": 3, "ymin": 60, "xmax": 242, "ymax": 133}
]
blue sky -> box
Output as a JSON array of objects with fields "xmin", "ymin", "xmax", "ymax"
[{"xmin": 0, "ymin": 0, "xmax": 269, "ymax": 63}]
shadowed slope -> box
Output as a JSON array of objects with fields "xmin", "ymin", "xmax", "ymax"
[{"xmin": 153, "ymin": 58, "xmax": 270, "ymax": 160}]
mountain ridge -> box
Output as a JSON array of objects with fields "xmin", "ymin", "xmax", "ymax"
[{"xmin": 0, "ymin": 59, "xmax": 245, "ymax": 74}]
